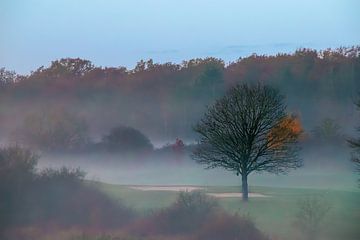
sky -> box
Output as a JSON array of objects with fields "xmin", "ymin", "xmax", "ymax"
[{"xmin": 0, "ymin": 0, "xmax": 359, "ymax": 74}]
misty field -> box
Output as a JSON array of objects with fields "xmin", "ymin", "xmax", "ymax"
[
  {"xmin": 95, "ymin": 182, "xmax": 360, "ymax": 240},
  {"xmin": 1, "ymin": 1, "xmax": 360, "ymax": 239}
]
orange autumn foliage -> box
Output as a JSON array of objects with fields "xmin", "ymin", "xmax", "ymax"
[{"xmin": 268, "ymin": 115, "xmax": 302, "ymax": 149}]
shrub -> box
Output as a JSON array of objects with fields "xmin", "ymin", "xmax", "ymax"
[
  {"xmin": 100, "ymin": 126, "xmax": 153, "ymax": 153},
  {"xmin": 294, "ymin": 196, "xmax": 331, "ymax": 240},
  {"xmin": 28, "ymin": 167, "xmax": 135, "ymax": 228},
  {"xmin": 128, "ymin": 191, "xmax": 218, "ymax": 236},
  {"xmin": 0, "ymin": 146, "xmax": 134, "ymax": 232},
  {"xmin": 0, "ymin": 146, "xmax": 39, "ymax": 229},
  {"xmin": 158, "ymin": 191, "xmax": 219, "ymax": 234},
  {"xmin": 127, "ymin": 191, "xmax": 267, "ymax": 239},
  {"xmin": 0, "ymin": 145, "xmax": 38, "ymax": 182},
  {"xmin": 195, "ymin": 212, "xmax": 267, "ymax": 240}
]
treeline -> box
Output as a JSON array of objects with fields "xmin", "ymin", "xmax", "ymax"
[
  {"xmin": 8, "ymin": 106, "xmax": 193, "ymax": 157},
  {"xmin": 0, "ymin": 46, "xmax": 359, "ymax": 141}
]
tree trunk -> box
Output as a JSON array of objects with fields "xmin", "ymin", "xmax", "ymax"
[{"xmin": 241, "ymin": 174, "xmax": 249, "ymax": 202}]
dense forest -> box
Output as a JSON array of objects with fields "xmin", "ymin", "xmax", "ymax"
[{"xmin": 0, "ymin": 47, "xmax": 359, "ymax": 146}]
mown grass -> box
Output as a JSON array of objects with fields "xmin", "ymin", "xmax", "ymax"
[{"xmin": 92, "ymin": 182, "xmax": 360, "ymax": 240}]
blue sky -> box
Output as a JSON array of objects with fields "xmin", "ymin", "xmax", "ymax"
[{"xmin": 0, "ymin": 0, "xmax": 359, "ymax": 74}]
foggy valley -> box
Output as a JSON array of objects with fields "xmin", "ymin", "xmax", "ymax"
[{"xmin": 0, "ymin": 1, "xmax": 359, "ymax": 240}]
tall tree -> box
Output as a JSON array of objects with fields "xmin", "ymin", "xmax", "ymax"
[
  {"xmin": 193, "ymin": 84, "xmax": 302, "ymax": 201},
  {"xmin": 312, "ymin": 118, "xmax": 342, "ymax": 142},
  {"xmin": 348, "ymin": 98, "xmax": 360, "ymax": 181},
  {"xmin": 0, "ymin": 68, "xmax": 17, "ymax": 87}
]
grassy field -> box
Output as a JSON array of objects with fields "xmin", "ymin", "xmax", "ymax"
[{"xmin": 91, "ymin": 182, "xmax": 360, "ymax": 240}]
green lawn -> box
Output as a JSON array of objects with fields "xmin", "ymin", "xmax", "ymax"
[{"xmin": 91, "ymin": 182, "xmax": 360, "ymax": 240}]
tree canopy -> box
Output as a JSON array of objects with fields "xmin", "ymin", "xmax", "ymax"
[{"xmin": 101, "ymin": 126, "xmax": 153, "ymax": 153}]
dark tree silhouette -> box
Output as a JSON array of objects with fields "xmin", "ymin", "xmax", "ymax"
[
  {"xmin": 33, "ymin": 58, "xmax": 95, "ymax": 77},
  {"xmin": 101, "ymin": 126, "xmax": 153, "ymax": 152},
  {"xmin": 193, "ymin": 84, "xmax": 302, "ymax": 201},
  {"xmin": 348, "ymin": 98, "xmax": 360, "ymax": 180}
]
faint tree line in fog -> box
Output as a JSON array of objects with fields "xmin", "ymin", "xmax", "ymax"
[{"xmin": 12, "ymin": 108, "xmax": 154, "ymax": 154}]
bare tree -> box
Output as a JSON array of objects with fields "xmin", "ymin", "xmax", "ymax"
[
  {"xmin": 192, "ymin": 84, "xmax": 302, "ymax": 201},
  {"xmin": 294, "ymin": 196, "xmax": 331, "ymax": 240},
  {"xmin": 312, "ymin": 118, "xmax": 342, "ymax": 142},
  {"xmin": 348, "ymin": 98, "xmax": 360, "ymax": 181},
  {"xmin": 348, "ymin": 137, "xmax": 360, "ymax": 177}
]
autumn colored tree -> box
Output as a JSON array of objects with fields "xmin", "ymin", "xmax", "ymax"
[{"xmin": 193, "ymin": 84, "xmax": 302, "ymax": 201}]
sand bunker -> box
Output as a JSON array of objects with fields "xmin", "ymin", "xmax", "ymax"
[
  {"xmin": 207, "ymin": 192, "xmax": 269, "ymax": 198},
  {"xmin": 127, "ymin": 185, "xmax": 269, "ymax": 198}
]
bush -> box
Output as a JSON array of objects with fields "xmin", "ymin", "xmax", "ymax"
[
  {"xmin": 195, "ymin": 212, "xmax": 267, "ymax": 240},
  {"xmin": 158, "ymin": 191, "xmax": 219, "ymax": 234},
  {"xmin": 26, "ymin": 167, "xmax": 134, "ymax": 228},
  {"xmin": 37, "ymin": 167, "xmax": 85, "ymax": 183},
  {"xmin": 294, "ymin": 196, "xmax": 331, "ymax": 240},
  {"xmin": 0, "ymin": 145, "xmax": 38, "ymax": 181},
  {"xmin": 100, "ymin": 126, "xmax": 153, "ymax": 153},
  {"xmin": 127, "ymin": 191, "xmax": 218, "ymax": 236},
  {"xmin": 0, "ymin": 146, "xmax": 39, "ymax": 228},
  {"xmin": 0, "ymin": 146, "xmax": 135, "ymax": 233},
  {"xmin": 127, "ymin": 190, "xmax": 266, "ymax": 240}
]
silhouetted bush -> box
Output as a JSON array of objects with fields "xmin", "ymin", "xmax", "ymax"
[
  {"xmin": 294, "ymin": 196, "xmax": 331, "ymax": 240},
  {"xmin": 0, "ymin": 146, "xmax": 38, "ymax": 228},
  {"xmin": 157, "ymin": 191, "xmax": 219, "ymax": 234},
  {"xmin": 195, "ymin": 212, "xmax": 267, "ymax": 240},
  {"xmin": 127, "ymin": 191, "xmax": 217, "ymax": 236},
  {"xmin": 127, "ymin": 191, "xmax": 266, "ymax": 240},
  {"xmin": 0, "ymin": 146, "xmax": 135, "ymax": 235},
  {"xmin": 100, "ymin": 126, "xmax": 153, "ymax": 153}
]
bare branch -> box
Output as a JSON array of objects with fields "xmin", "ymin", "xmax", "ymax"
[{"xmin": 193, "ymin": 83, "xmax": 302, "ymax": 177}]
